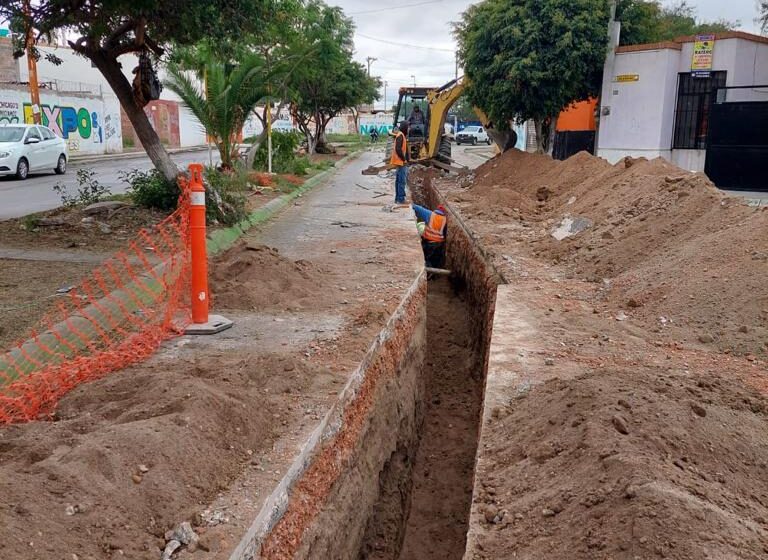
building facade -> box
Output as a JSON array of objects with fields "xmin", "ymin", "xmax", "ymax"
[{"xmin": 597, "ymin": 32, "xmax": 768, "ymax": 178}]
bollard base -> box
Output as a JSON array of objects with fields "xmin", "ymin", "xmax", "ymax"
[{"xmin": 185, "ymin": 315, "xmax": 234, "ymax": 335}]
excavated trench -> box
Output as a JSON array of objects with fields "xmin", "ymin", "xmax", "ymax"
[
  {"xmin": 240, "ymin": 172, "xmax": 501, "ymax": 560},
  {"xmin": 356, "ymin": 174, "xmax": 502, "ymax": 560}
]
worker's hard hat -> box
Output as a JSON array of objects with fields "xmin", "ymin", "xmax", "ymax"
[{"xmin": 436, "ymin": 205, "xmax": 446, "ymax": 215}]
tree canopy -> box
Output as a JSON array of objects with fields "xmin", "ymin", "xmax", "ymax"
[
  {"xmin": 760, "ymin": 1, "xmax": 768, "ymax": 33},
  {"xmin": 455, "ymin": 0, "xmax": 609, "ymax": 153},
  {"xmin": 616, "ymin": 0, "xmax": 739, "ymax": 46},
  {"xmin": 286, "ymin": 0, "xmax": 380, "ymax": 153}
]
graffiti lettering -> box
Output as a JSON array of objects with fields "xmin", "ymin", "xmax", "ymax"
[
  {"xmin": 104, "ymin": 113, "xmax": 116, "ymax": 141},
  {"xmin": 0, "ymin": 100, "xmax": 20, "ymax": 124},
  {"xmin": 23, "ymin": 103, "xmax": 101, "ymax": 141},
  {"xmin": 360, "ymin": 124, "xmax": 393, "ymax": 135}
]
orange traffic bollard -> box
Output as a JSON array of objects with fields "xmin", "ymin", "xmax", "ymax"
[{"xmin": 188, "ymin": 163, "xmax": 209, "ymax": 324}]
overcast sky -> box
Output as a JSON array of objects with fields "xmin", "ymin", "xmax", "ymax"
[{"xmin": 327, "ymin": 0, "xmax": 764, "ymax": 108}]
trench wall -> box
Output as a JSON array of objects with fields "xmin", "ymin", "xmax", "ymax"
[
  {"xmin": 413, "ymin": 171, "xmax": 504, "ymax": 377},
  {"xmin": 230, "ymin": 273, "xmax": 427, "ymax": 560}
]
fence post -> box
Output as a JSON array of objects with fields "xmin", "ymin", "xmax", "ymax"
[{"xmin": 185, "ymin": 163, "xmax": 233, "ymax": 335}]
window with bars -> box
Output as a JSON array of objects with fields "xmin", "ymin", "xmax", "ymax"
[{"xmin": 672, "ymin": 71, "xmax": 727, "ymax": 149}]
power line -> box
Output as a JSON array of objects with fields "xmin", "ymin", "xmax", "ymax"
[
  {"xmin": 349, "ymin": 0, "xmax": 444, "ymax": 16},
  {"xmin": 356, "ymin": 33, "xmax": 455, "ymax": 53}
]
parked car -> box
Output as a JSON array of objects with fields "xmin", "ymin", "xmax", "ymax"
[
  {"xmin": 455, "ymin": 125, "xmax": 491, "ymax": 146},
  {"xmin": 0, "ymin": 124, "xmax": 68, "ymax": 180}
]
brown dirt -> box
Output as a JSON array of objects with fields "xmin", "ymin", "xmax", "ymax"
[
  {"xmin": 210, "ymin": 241, "xmax": 326, "ymax": 311},
  {"xmin": 450, "ymin": 149, "xmax": 768, "ymax": 356},
  {"xmin": 396, "ymin": 277, "xmax": 483, "ymax": 560},
  {"xmin": 474, "ymin": 366, "xmax": 768, "ymax": 559},
  {"xmin": 427, "ymin": 148, "xmax": 768, "ymax": 559},
  {"xmin": 0, "ymin": 258, "xmax": 95, "ymax": 349}
]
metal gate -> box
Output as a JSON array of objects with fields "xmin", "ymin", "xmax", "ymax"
[{"xmin": 705, "ymin": 85, "xmax": 768, "ymax": 192}]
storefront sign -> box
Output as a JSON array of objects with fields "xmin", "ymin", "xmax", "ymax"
[
  {"xmin": 691, "ymin": 34, "xmax": 715, "ymax": 78},
  {"xmin": 614, "ymin": 74, "xmax": 640, "ymax": 83}
]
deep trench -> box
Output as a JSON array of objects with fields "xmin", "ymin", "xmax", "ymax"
[{"xmin": 358, "ymin": 273, "xmax": 487, "ymax": 559}]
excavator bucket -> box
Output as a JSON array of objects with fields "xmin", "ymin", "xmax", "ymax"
[{"xmin": 488, "ymin": 128, "xmax": 518, "ymax": 152}]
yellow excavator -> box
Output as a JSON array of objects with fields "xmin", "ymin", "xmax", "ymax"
[{"xmin": 361, "ymin": 76, "xmax": 518, "ymax": 175}]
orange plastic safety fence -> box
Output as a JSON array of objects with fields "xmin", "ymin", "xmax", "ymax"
[{"xmin": 0, "ymin": 179, "xmax": 193, "ymax": 423}]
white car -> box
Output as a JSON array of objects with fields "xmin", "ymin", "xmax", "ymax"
[
  {"xmin": 0, "ymin": 124, "xmax": 68, "ymax": 180},
  {"xmin": 455, "ymin": 125, "xmax": 491, "ymax": 146}
]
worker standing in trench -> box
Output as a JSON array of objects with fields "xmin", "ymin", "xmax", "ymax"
[
  {"xmin": 391, "ymin": 121, "xmax": 410, "ymax": 204},
  {"xmin": 412, "ymin": 203, "xmax": 447, "ymax": 269}
]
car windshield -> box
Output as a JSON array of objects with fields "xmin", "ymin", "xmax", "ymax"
[
  {"xmin": 0, "ymin": 127, "xmax": 25, "ymax": 142},
  {"xmin": 463, "ymin": 126, "xmax": 479, "ymax": 133}
]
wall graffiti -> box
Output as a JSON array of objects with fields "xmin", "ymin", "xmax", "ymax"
[
  {"xmin": 0, "ymin": 100, "xmax": 19, "ymax": 124},
  {"xmin": 23, "ymin": 103, "xmax": 100, "ymax": 142}
]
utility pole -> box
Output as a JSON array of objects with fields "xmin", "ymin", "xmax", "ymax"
[
  {"xmin": 455, "ymin": 51, "xmax": 458, "ymax": 80},
  {"xmin": 410, "ymin": 74, "xmax": 416, "ymax": 87},
  {"xmin": 365, "ymin": 56, "xmax": 377, "ymax": 76},
  {"xmin": 383, "ymin": 80, "xmax": 388, "ymax": 112},
  {"xmin": 23, "ymin": 0, "xmax": 41, "ymax": 124}
]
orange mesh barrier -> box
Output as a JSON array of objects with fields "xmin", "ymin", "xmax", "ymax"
[{"xmin": 0, "ymin": 179, "xmax": 193, "ymax": 423}]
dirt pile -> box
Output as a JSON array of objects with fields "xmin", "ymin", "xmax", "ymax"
[
  {"xmin": 211, "ymin": 241, "xmax": 326, "ymax": 311},
  {"xmin": 454, "ymin": 150, "xmax": 768, "ymax": 355},
  {"xmin": 472, "ymin": 365, "xmax": 768, "ymax": 559}
]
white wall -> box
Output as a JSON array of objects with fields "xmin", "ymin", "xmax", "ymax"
[{"xmin": 0, "ymin": 86, "xmax": 122, "ymax": 155}]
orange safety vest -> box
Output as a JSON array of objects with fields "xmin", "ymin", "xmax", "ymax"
[
  {"xmin": 423, "ymin": 211, "xmax": 446, "ymax": 243},
  {"xmin": 390, "ymin": 130, "xmax": 407, "ymax": 166}
]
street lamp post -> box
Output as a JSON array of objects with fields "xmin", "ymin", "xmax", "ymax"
[
  {"xmin": 410, "ymin": 75, "xmax": 416, "ymax": 87},
  {"xmin": 384, "ymin": 80, "xmax": 388, "ymax": 112},
  {"xmin": 366, "ymin": 56, "xmax": 377, "ymax": 76}
]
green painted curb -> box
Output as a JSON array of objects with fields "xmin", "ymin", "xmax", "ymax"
[{"xmin": 0, "ymin": 150, "xmax": 361, "ymax": 385}]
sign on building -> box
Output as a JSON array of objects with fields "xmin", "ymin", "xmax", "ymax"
[{"xmin": 691, "ymin": 34, "xmax": 715, "ymax": 78}]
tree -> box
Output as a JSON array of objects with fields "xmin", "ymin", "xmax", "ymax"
[
  {"xmin": 455, "ymin": 0, "xmax": 610, "ymax": 154},
  {"xmin": 0, "ymin": 0, "xmax": 274, "ymax": 182},
  {"xmin": 451, "ymin": 94, "xmax": 480, "ymax": 123},
  {"xmin": 286, "ymin": 0, "xmax": 380, "ymax": 154},
  {"xmin": 760, "ymin": 1, "xmax": 768, "ymax": 33},
  {"xmin": 165, "ymin": 52, "xmax": 268, "ymax": 169},
  {"xmin": 616, "ymin": 1, "xmax": 738, "ymax": 46}
]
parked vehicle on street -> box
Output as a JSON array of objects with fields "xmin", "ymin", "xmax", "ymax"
[
  {"xmin": 0, "ymin": 124, "xmax": 68, "ymax": 180},
  {"xmin": 455, "ymin": 125, "xmax": 491, "ymax": 145}
]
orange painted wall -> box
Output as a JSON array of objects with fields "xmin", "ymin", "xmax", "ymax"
[{"xmin": 557, "ymin": 99, "xmax": 597, "ymax": 132}]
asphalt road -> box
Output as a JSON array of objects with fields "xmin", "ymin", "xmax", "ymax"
[{"xmin": 0, "ymin": 148, "xmax": 218, "ymax": 221}]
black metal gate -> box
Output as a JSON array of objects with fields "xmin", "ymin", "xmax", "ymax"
[
  {"xmin": 553, "ymin": 130, "xmax": 595, "ymax": 161},
  {"xmin": 705, "ymin": 85, "xmax": 768, "ymax": 192}
]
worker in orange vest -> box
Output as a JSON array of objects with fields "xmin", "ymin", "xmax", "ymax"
[
  {"xmin": 390, "ymin": 121, "xmax": 410, "ymax": 204},
  {"xmin": 412, "ymin": 203, "xmax": 447, "ymax": 269}
]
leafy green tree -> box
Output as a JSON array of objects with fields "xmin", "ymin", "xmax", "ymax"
[
  {"xmin": 451, "ymin": 95, "xmax": 480, "ymax": 122},
  {"xmin": 616, "ymin": 1, "xmax": 738, "ymax": 46},
  {"xmin": 286, "ymin": 0, "xmax": 380, "ymax": 154},
  {"xmin": 455, "ymin": 0, "xmax": 610, "ymax": 153},
  {"xmin": 165, "ymin": 52, "xmax": 268, "ymax": 169},
  {"xmin": 759, "ymin": 1, "xmax": 768, "ymax": 33},
  {"xmin": 0, "ymin": 0, "xmax": 275, "ymax": 182}
]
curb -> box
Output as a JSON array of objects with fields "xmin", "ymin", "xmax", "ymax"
[
  {"xmin": 70, "ymin": 146, "xmax": 209, "ymax": 165},
  {"xmin": 0, "ymin": 150, "xmax": 361, "ymax": 384}
]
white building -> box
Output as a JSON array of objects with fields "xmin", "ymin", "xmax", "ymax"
[{"xmin": 597, "ymin": 31, "xmax": 768, "ymax": 182}]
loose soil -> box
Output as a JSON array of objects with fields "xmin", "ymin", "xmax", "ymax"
[
  {"xmin": 427, "ymin": 148, "xmax": 768, "ymax": 559},
  {"xmin": 396, "ymin": 277, "xmax": 483, "ymax": 560},
  {"xmin": 0, "ymin": 258, "xmax": 95, "ymax": 349},
  {"xmin": 210, "ymin": 241, "xmax": 327, "ymax": 312}
]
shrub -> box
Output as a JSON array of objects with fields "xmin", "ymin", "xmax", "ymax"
[
  {"xmin": 204, "ymin": 166, "xmax": 249, "ymax": 226},
  {"xmin": 121, "ymin": 168, "xmax": 180, "ymax": 211},
  {"xmin": 53, "ymin": 168, "xmax": 112, "ymax": 208},
  {"xmin": 253, "ymin": 130, "xmax": 302, "ymax": 173}
]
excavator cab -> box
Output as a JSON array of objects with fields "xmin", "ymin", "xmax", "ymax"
[{"xmin": 393, "ymin": 88, "xmax": 432, "ymax": 161}]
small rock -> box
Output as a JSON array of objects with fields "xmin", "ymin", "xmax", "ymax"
[
  {"xmin": 612, "ymin": 414, "xmax": 630, "ymax": 435},
  {"xmin": 284, "ymin": 363, "xmax": 295, "ymax": 372},
  {"xmin": 329, "ymin": 249, "xmax": 337, "ymax": 254},
  {"xmin": 544, "ymin": 357, "xmax": 555, "ymax": 366},
  {"xmin": 39, "ymin": 216, "xmax": 67, "ymax": 226},
  {"xmin": 97, "ymin": 221, "xmax": 112, "ymax": 234},
  {"xmin": 131, "ymin": 474, "xmax": 142, "ymax": 484},
  {"xmin": 627, "ymin": 298, "xmax": 640, "ymax": 308},
  {"xmin": 161, "ymin": 540, "xmax": 181, "ymax": 560},
  {"xmin": 541, "ymin": 508, "xmax": 557, "ymax": 517},
  {"xmin": 138, "ymin": 464, "xmax": 149, "ymax": 473},
  {"xmin": 625, "ymin": 485, "xmax": 638, "ymax": 499},
  {"xmin": 698, "ymin": 334, "xmax": 714, "ymax": 344},
  {"xmin": 615, "ymin": 311, "xmax": 628, "ymax": 321},
  {"xmin": 618, "ymin": 399, "xmax": 631, "ymax": 410},
  {"xmin": 83, "ymin": 201, "xmax": 129, "ymax": 216},
  {"xmin": 65, "ymin": 505, "xmax": 77, "ymax": 516},
  {"xmin": 80, "ymin": 216, "xmax": 95, "ymax": 224},
  {"xmin": 691, "ymin": 403, "xmax": 707, "ymax": 417},
  {"xmin": 484, "ymin": 505, "xmax": 499, "ymax": 523},
  {"xmin": 738, "ymin": 325, "xmax": 749, "ymax": 334}
]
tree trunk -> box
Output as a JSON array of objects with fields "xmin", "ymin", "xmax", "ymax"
[
  {"xmin": 533, "ymin": 116, "xmax": 558, "ymax": 155},
  {"xmin": 245, "ymin": 130, "xmax": 268, "ymax": 170},
  {"xmin": 89, "ymin": 50, "xmax": 179, "ymax": 182}
]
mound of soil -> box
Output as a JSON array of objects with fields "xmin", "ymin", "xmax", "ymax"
[
  {"xmin": 473, "ymin": 365, "xmax": 768, "ymax": 559},
  {"xmin": 452, "ymin": 150, "xmax": 768, "ymax": 355},
  {"xmin": 211, "ymin": 241, "xmax": 325, "ymax": 311}
]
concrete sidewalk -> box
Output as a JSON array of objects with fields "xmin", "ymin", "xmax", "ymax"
[{"xmin": 69, "ymin": 145, "xmax": 209, "ymax": 165}]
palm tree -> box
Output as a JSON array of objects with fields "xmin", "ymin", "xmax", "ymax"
[{"xmin": 165, "ymin": 52, "xmax": 268, "ymax": 169}]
